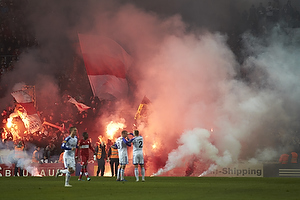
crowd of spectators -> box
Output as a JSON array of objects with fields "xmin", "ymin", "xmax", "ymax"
[
  {"xmin": 0, "ymin": 0, "xmax": 300, "ymax": 163},
  {"xmin": 0, "ymin": 0, "xmax": 37, "ymax": 81},
  {"xmin": 225, "ymin": 0, "xmax": 300, "ymax": 64},
  {"xmin": 242, "ymin": 0, "xmax": 300, "ymax": 35},
  {"xmin": 0, "ymin": 94, "xmax": 106, "ymax": 163},
  {"xmin": 0, "ymin": 0, "xmax": 112, "ymax": 163}
]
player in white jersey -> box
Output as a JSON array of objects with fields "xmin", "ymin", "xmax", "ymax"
[
  {"xmin": 55, "ymin": 127, "xmax": 78, "ymax": 187},
  {"xmin": 114, "ymin": 130, "xmax": 131, "ymax": 181},
  {"xmin": 131, "ymin": 130, "xmax": 145, "ymax": 182}
]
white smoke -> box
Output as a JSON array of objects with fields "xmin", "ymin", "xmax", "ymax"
[
  {"xmin": 198, "ymin": 164, "xmax": 217, "ymax": 177},
  {"xmin": 151, "ymin": 25, "xmax": 300, "ymax": 176},
  {"xmin": 151, "ymin": 128, "xmax": 234, "ymax": 176},
  {"xmin": 0, "ymin": 147, "xmax": 41, "ymax": 176}
]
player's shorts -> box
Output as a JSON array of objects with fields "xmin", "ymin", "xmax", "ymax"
[
  {"xmin": 63, "ymin": 154, "xmax": 76, "ymax": 170},
  {"xmin": 133, "ymin": 152, "xmax": 144, "ymax": 165},
  {"xmin": 119, "ymin": 153, "xmax": 128, "ymax": 165},
  {"xmin": 80, "ymin": 155, "xmax": 89, "ymax": 166}
]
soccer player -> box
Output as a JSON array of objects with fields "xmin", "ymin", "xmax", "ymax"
[
  {"xmin": 131, "ymin": 130, "xmax": 145, "ymax": 182},
  {"xmin": 77, "ymin": 132, "xmax": 95, "ymax": 181},
  {"xmin": 114, "ymin": 130, "xmax": 131, "ymax": 181},
  {"xmin": 55, "ymin": 127, "xmax": 78, "ymax": 187}
]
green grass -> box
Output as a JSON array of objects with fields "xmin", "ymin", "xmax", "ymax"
[{"xmin": 1, "ymin": 176, "xmax": 300, "ymax": 200}]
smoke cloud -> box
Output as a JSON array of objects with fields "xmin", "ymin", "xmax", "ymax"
[
  {"xmin": 0, "ymin": 142, "xmax": 41, "ymax": 176},
  {"xmin": 1, "ymin": 0, "xmax": 300, "ymax": 176}
]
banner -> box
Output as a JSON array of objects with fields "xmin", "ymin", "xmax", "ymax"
[
  {"xmin": 78, "ymin": 34, "xmax": 132, "ymax": 100},
  {"xmin": 11, "ymin": 90, "xmax": 42, "ymax": 134},
  {"xmin": 134, "ymin": 96, "xmax": 151, "ymax": 120},
  {"xmin": 0, "ymin": 163, "xmax": 94, "ymax": 177},
  {"xmin": 203, "ymin": 163, "xmax": 263, "ymax": 177},
  {"xmin": 67, "ymin": 96, "xmax": 91, "ymax": 112}
]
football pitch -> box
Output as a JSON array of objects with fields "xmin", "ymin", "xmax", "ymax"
[{"xmin": 1, "ymin": 176, "xmax": 300, "ymax": 200}]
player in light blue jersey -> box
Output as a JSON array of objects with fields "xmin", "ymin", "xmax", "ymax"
[
  {"xmin": 130, "ymin": 130, "xmax": 145, "ymax": 182},
  {"xmin": 55, "ymin": 127, "xmax": 78, "ymax": 187},
  {"xmin": 114, "ymin": 130, "xmax": 131, "ymax": 181}
]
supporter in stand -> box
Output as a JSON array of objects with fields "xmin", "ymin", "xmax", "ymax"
[
  {"xmin": 14, "ymin": 140, "xmax": 25, "ymax": 176},
  {"xmin": 279, "ymin": 153, "xmax": 289, "ymax": 164},
  {"xmin": 32, "ymin": 146, "xmax": 42, "ymax": 164},
  {"xmin": 58, "ymin": 151, "xmax": 64, "ymax": 163},
  {"xmin": 44, "ymin": 142, "xmax": 56, "ymax": 163}
]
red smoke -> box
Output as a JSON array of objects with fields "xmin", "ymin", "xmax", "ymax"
[{"xmin": 2, "ymin": 1, "xmax": 300, "ymax": 177}]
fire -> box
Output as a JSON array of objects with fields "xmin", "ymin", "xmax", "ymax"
[
  {"xmin": 152, "ymin": 143, "xmax": 157, "ymax": 149},
  {"xmin": 4, "ymin": 112, "xmax": 27, "ymax": 141},
  {"xmin": 5, "ymin": 116, "xmax": 21, "ymax": 140},
  {"xmin": 26, "ymin": 166, "xmax": 41, "ymax": 177},
  {"xmin": 152, "ymin": 141, "xmax": 160, "ymax": 150},
  {"xmin": 106, "ymin": 121, "xmax": 125, "ymax": 140},
  {"xmin": 6, "ymin": 118, "xmax": 12, "ymax": 128},
  {"xmin": 98, "ymin": 135, "xmax": 104, "ymax": 143}
]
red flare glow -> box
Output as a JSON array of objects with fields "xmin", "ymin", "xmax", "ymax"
[{"xmin": 106, "ymin": 120, "xmax": 125, "ymax": 140}]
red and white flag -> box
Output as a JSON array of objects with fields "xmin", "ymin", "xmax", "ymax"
[
  {"xmin": 11, "ymin": 90, "xmax": 42, "ymax": 133},
  {"xmin": 68, "ymin": 96, "xmax": 91, "ymax": 112},
  {"xmin": 78, "ymin": 34, "xmax": 132, "ymax": 100}
]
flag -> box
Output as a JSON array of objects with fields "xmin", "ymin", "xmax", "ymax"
[
  {"xmin": 134, "ymin": 96, "xmax": 151, "ymax": 120},
  {"xmin": 78, "ymin": 34, "xmax": 132, "ymax": 100},
  {"xmin": 11, "ymin": 90, "xmax": 42, "ymax": 134},
  {"xmin": 68, "ymin": 96, "xmax": 91, "ymax": 112},
  {"xmin": 11, "ymin": 90, "xmax": 36, "ymax": 115}
]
